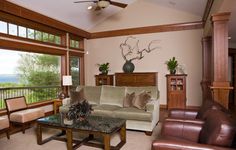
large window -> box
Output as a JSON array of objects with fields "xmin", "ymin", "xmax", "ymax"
[
  {"xmin": 0, "ymin": 6, "xmax": 85, "ymax": 111},
  {"xmin": 0, "ymin": 20, "xmax": 62, "ymax": 45},
  {"xmin": 70, "ymin": 56, "xmax": 80, "ymax": 87},
  {"xmin": 70, "ymin": 39, "xmax": 80, "ymax": 49},
  {"xmin": 0, "ymin": 49, "xmax": 61, "ymax": 109},
  {"xmin": 69, "ymin": 34, "xmax": 82, "ymax": 49}
]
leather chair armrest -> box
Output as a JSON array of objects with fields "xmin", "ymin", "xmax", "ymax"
[
  {"xmin": 161, "ymin": 120, "xmax": 202, "ymax": 142},
  {"xmin": 152, "ymin": 139, "xmax": 235, "ymax": 150},
  {"xmin": 165, "ymin": 118, "xmax": 205, "ymax": 125},
  {"xmin": 168, "ymin": 108, "xmax": 198, "ymax": 119}
]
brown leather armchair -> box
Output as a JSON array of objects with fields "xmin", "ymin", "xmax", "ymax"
[
  {"xmin": 152, "ymin": 110, "xmax": 236, "ymax": 150},
  {"xmin": 168, "ymin": 100, "xmax": 228, "ymax": 121}
]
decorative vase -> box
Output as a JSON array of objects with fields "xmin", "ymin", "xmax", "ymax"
[
  {"xmin": 123, "ymin": 60, "xmax": 135, "ymax": 73},
  {"xmin": 170, "ymin": 70, "xmax": 176, "ymax": 74},
  {"xmin": 63, "ymin": 118, "xmax": 73, "ymax": 125}
]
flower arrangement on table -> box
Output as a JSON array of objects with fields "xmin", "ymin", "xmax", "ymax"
[{"xmin": 64, "ymin": 100, "xmax": 93, "ymax": 124}]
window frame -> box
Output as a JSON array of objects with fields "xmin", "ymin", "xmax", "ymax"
[
  {"xmin": 0, "ymin": 19, "xmax": 65, "ymax": 47},
  {"xmin": 69, "ymin": 51, "xmax": 85, "ymax": 86},
  {"xmin": 69, "ymin": 34, "xmax": 84, "ymax": 51}
]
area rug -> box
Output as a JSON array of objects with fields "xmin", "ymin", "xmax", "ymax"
[{"xmin": 0, "ymin": 124, "xmax": 161, "ymax": 150}]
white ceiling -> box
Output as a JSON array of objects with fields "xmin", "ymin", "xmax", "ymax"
[
  {"xmin": 7, "ymin": 0, "xmax": 137, "ymax": 31},
  {"xmin": 147, "ymin": 0, "xmax": 207, "ymax": 17},
  {"xmin": 7, "ymin": 0, "xmax": 208, "ymax": 31}
]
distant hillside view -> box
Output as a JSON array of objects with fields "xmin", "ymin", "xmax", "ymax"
[
  {"xmin": 0, "ymin": 74, "xmax": 19, "ymax": 83},
  {"xmin": 0, "ymin": 50, "xmax": 61, "ymax": 86},
  {"xmin": 0, "ymin": 50, "xmax": 61, "ymax": 109}
]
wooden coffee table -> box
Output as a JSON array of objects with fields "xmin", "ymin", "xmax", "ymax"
[{"xmin": 36, "ymin": 114, "xmax": 126, "ymax": 150}]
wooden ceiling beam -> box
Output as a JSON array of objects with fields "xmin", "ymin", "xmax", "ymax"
[
  {"xmin": 202, "ymin": 0, "xmax": 214, "ymax": 26},
  {"xmin": 90, "ymin": 21, "xmax": 203, "ymax": 39}
]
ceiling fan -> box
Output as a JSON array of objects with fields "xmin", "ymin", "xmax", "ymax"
[{"xmin": 74, "ymin": 0, "xmax": 128, "ymax": 11}]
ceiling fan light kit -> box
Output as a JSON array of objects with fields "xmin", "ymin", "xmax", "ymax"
[
  {"xmin": 87, "ymin": 5, "xmax": 93, "ymax": 9},
  {"xmin": 97, "ymin": 1, "xmax": 110, "ymax": 8},
  {"xmin": 74, "ymin": 0, "xmax": 127, "ymax": 10}
]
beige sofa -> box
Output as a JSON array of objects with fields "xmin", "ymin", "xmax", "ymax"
[{"xmin": 59, "ymin": 85, "xmax": 160, "ymax": 134}]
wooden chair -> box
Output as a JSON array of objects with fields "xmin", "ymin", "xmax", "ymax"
[
  {"xmin": 0, "ymin": 116, "xmax": 10, "ymax": 139},
  {"xmin": 4, "ymin": 96, "xmax": 45, "ymax": 134}
]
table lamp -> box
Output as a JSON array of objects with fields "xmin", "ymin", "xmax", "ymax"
[
  {"xmin": 58, "ymin": 75, "xmax": 72, "ymax": 99},
  {"xmin": 63, "ymin": 75, "xmax": 72, "ymax": 86}
]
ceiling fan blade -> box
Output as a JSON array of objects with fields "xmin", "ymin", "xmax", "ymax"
[
  {"xmin": 74, "ymin": 0, "xmax": 97, "ymax": 3},
  {"xmin": 110, "ymin": 1, "xmax": 127, "ymax": 8}
]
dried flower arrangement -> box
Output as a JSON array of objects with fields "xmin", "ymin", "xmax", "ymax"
[{"xmin": 66, "ymin": 100, "xmax": 93, "ymax": 121}]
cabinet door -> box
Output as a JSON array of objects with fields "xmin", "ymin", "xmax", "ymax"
[
  {"xmin": 95, "ymin": 75, "xmax": 113, "ymax": 86},
  {"xmin": 168, "ymin": 93, "xmax": 186, "ymax": 109}
]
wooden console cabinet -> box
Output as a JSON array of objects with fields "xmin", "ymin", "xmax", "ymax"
[
  {"xmin": 115, "ymin": 72, "xmax": 158, "ymax": 86},
  {"xmin": 166, "ymin": 74, "xmax": 187, "ymax": 109},
  {"xmin": 95, "ymin": 75, "xmax": 114, "ymax": 86}
]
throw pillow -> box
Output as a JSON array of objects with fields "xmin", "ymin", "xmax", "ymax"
[
  {"xmin": 70, "ymin": 89, "xmax": 84, "ymax": 105},
  {"xmin": 132, "ymin": 91, "xmax": 151, "ymax": 110},
  {"xmin": 123, "ymin": 92, "xmax": 135, "ymax": 107}
]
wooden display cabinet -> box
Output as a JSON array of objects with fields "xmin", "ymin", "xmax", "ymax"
[
  {"xmin": 166, "ymin": 74, "xmax": 187, "ymax": 109},
  {"xmin": 95, "ymin": 74, "xmax": 114, "ymax": 86}
]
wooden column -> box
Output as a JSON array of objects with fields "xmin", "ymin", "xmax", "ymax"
[
  {"xmin": 210, "ymin": 12, "xmax": 233, "ymax": 109},
  {"xmin": 201, "ymin": 36, "xmax": 212, "ymax": 102}
]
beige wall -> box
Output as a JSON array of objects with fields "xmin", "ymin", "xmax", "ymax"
[
  {"xmin": 85, "ymin": 29, "xmax": 203, "ymax": 106},
  {"xmin": 85, "ymin": 0, "xmax": 204, "ymax": 106}
]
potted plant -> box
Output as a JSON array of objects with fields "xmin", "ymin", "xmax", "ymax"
[
  {"xmin": 166, "ymin": 57, "xmax": 178, "ymax": 74},
  {"xmin": 97, "ymin": 62, "xmax": 110, "ymax": 75}
]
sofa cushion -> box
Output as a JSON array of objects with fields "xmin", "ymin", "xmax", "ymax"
[
  {"xmin": 76, "ymin": 86, "xmax": 101, "ymax": 105},
  {"xmin": 70, "ymin": 89, "xmax": 84, "ymax": 105},
  {"xmin": 92, "ymin": 104, "xmax": 121, "ymax": 117},
  {"xmin": 132, "ymin": 91, "xmax": 151, "ymax": 110},
  {"xmin": 126, "ymin": 86, "xmax": 159, "ymax": 99},
  {"xmin": 60, "ymin": 104, "xmax": 97, "ymax": 114},
  {"xmin": 5, "ymin": 96, "xmax": 27, "ymax": 112},
  {"xmin": 10, "ymin": 108, "xmax": 45, "ymax": 123},
  {"xmin": 123, "ymin": 92, "xmax": 135, "ymax": 107},
  {"xmin": 100, "ymin": 86, "xmax": 126, "ymax": 107},
  {"xmin": 114, "ymin": 107, "xmax": 152, "ymax": 121},
  {"xmin": 59, "ymin": 105, "xmax": 70, "ymax": 113},
  {"xmin": 0, "ymin": 117, "xmax": 9, "ymax": 130}
]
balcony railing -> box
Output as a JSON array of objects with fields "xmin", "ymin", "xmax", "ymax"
[{"xmin": 0, "ymin": 86, "xmax": 61, "ymax": 109}]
